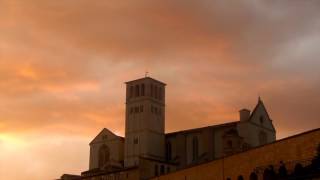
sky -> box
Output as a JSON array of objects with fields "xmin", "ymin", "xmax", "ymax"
[{"xmin": 0, "ymin": 0, "xmax": 320, "ymax": 179}]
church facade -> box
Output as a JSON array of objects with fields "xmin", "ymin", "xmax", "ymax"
[{"xmin": 67, "ymin": 77, "xmax": 276, "ymax": 180}]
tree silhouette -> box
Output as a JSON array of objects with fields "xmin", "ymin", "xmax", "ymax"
[
  {"xmin": 311, "ymin": 143, "xmax": 320, "ymax": 170},
  {"xmin": 278, "ymin": 161, "xmax": 288, "ymax": 179}
]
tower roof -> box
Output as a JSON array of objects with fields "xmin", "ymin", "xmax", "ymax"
[{"xmin": 125, "ymin": 77, "xmax": 166, "ymax": 85}]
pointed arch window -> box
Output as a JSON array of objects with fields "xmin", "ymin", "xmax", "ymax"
[
  {"xmin": 160, "ymin": 165, "xmax": 165, "ymax": 175},
  {"xmin": 192, "ymin": 136, "xmax": 199, "ymax": 161},
  {"xmin": 260, "ymin": 116, "xmax": 264, "ymax": 124},
  {"xmin": 259, "ymin": 131, "xmax": 268, "ymax": 145},
  {"xmin": 98, "ymin": 144, "xmax": 110, "ymax": 168},
  {"xmin": 154, "ymin": 164, "xmax": 159, "ymax": 176},
  {"xmin": 166, "ymin": 141, "xmax": 172, "ymax": 161}
]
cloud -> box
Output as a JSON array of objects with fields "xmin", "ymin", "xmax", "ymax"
[{"xmin": 0, "ymin": 0, "xmax": 320, "ymax": 179}]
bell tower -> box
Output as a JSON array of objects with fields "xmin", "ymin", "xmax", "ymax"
[{"xmin": 124, "ymin": 77, "xmax": 166, "ymax": 167}]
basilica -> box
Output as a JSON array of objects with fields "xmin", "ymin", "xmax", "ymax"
[
  {"xmin": 60, "ymin": 76, "xmax": 278, "ymax": 180},
  {"xmin": 82, "ymin": 76, "xmax": 276, "ymax": 179},
  {"xmin": 59, "ymin": 77, "xmax": 320, "ymax": 180}
]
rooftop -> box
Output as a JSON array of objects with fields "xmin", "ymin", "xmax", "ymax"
[{"xmin": 125, "ymin": 76, "xmax": 166, "ymax": 85}]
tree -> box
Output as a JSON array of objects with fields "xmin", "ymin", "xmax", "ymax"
[{"xmin": 311, "ymin": 144, "xmax": 320, "ymax": 169}]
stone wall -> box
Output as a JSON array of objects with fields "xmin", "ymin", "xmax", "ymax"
[{"xmin": 151, "ymin": 128, "xmax": 320, "ymax": 180}]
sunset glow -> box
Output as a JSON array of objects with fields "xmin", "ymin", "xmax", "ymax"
[
  {"xmin": 0, "ymin": 133, "xmax": 26, "ymax": 149},
  {"xmin": 0, "ymin": 0, "xmax": 319, "ymax": 179}
]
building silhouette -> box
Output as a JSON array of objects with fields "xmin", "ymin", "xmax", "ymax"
[{"xmin": 59, "ymin": 77, "xmax": 320, "ymax": 180}]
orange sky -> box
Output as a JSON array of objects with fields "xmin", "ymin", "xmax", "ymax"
[{"xmin": 0, "ymin": 0, "xmax": 320, "ymax": 179}]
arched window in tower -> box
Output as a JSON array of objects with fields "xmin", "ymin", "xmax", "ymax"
[
  {"xmin": 130, "ymin": 86, "xmax": 134, "ymax": 98},
  {"xmin": 141, "ymin": 84, "xmax": 145, "ymax": 96},
  {"xmin": 192, "ymin": 136, "xmax": 199, "ymax": 161},
  {"xmin": 259, "ymin": 131, "xmax": 268, "ymax": 145},
  {"xmin": 166, "ymin": 141, "xmax": 172, "ymax": 161},
  {"xmin": 158, "ymin": 87, "xmax": 162, "ymax": 100},
  {"xmin": 150, "ymin": 84, "xmax": 154, "ymax": 97},
  {"xmin": 98, "ymin": 144, "xmax": 110, "ymax": 168},
  {"xmin": 135, "ymin": 85, "xmax": 140, "ymax": 97},
  {"xmin": 159, "ymin": 87, "xmax": 163, "ymax": 100},
  {"xmin": 155, "ymin": 86, "xmax": 158, "ymax": 99}
]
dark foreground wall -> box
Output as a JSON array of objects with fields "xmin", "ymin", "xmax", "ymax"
[{"xmin": 151, "ymin": 128, "xmax": 320, "ymax": 180}]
